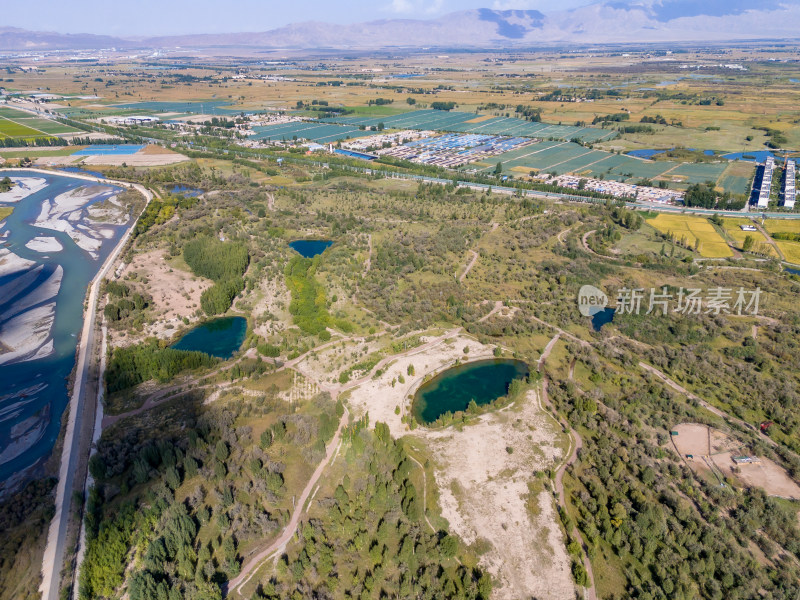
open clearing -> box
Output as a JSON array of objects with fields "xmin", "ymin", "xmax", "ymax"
[
  {"xmin": 672, "ymin": 423, "xmax": 800, "ymax": 499},
  {"xmin": 647, "ymin": 213, "xmax": 733, "ymax": 257},
  {"xmin": 116, "ymin": 249, "xmax": 211, "ymax": 341}
]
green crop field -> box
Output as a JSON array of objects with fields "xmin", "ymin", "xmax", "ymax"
[
  {"xmin": 16, "ymin": 118, "xmax": 78, "ymax": 134},
  {"xmin": 0, "ymin": 117, "xmax": 47, "ymax": 138}
]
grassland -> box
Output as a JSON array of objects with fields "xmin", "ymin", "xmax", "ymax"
[
  {"xmin": 0, "ymin": 207, "xmax": 12, "ymax": 221},
  {"xmin": 647, "ymin": 213, "xmax": 733, "ymax": 257}
]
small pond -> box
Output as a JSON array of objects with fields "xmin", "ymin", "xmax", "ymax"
[
  {"xmin": 170, "ymin": 185, "xmax": 204, "ymax": 197},
  {"xmin": 412, "ymin": 359, "xmax": 530, "ymax": 424},
  {"xmin": 591, "ymin": 308, "xmax": 616, "ymax": 331},
  {"xmin": 170, "ymin": 316, "xmax": 247, "ymax": 359},
  {"xmin": 289, "ymin": 239, "xmax": 333, "ymax": 258}
]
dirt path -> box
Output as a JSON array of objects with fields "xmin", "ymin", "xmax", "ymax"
[
  {"xmin": 266, "ymin": 192, "xmax": 275, "ymax": 211},
  {"xmin": 753, "ymin": 221, "xmax": 786, "ymax": 261},
  {"xmin": 557, "ymin": 224, "xmax": 578, "ymax": 244},
  {"xmin": 537, "ymin": 334, "xmax": 597, "ymax": 600},
  {"xmin": 405, "ymin": 454, "xmax": 436, "ymax": 533},
  {"xmin": 478, "ymin": 300, "xmax": 504, "ymax": 323},
  {"xmin": 539, "ymin": 375, "xmax": 597, "ymax": 600},
  {"xmin": 459, "ymin": 249, "xmax": 479, "ymax": 282},
  {"xmin": 227, "ymin": 405, "xmax": 349, "ymax": 596},
  {"xmin": 638, "ymin": 362, "xmax": 776, "ymax": 447},
  {"xmin": 581, "ymin": 229, "xmax": 622, "ymax": 262},
  {"xmin": 364, "ymin": 234, "xmax": 372, "ymax": 275},
  {"xmin": 538, "ymin": 333, "xmax": 561, "ymax": 370}
]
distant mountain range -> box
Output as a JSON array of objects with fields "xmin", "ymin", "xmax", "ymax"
[{"xmin": 2, "ymin": 1, "xmax": 800, "ymax": 50}]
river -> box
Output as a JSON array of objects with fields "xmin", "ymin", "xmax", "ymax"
[{"xmin": 0, "ymin": 170, "xmax": 127, "ymax": 485}]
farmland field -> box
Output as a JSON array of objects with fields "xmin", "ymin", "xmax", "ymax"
[
  {"xmin": 323, "ymin": 109, "xmax": 617, "ymax": 143},
  {"xmin": 776, "ymin": 241, "xmax": 800, "ymax": 264},
  {"xmin": 763, "ymin": 219, "xmax": 800, "ymax": 234},
  {"xmin": 0, "ymin": 117, "xmax": 47, "ymax": 138},
  {"xmin": 647, "ymin": 213, "xmax": 733, "ymax": 257},
  {"xmin": 463, "ymin": 139, "xmax": 742, "ymax": 192},
  {"xmin": 720, "ymin": 217, "xmax": 777, "ymax": 257}
]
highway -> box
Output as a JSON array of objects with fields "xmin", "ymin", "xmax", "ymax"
[{"xmin": 34, "ymin": 171, "xmax": 152, "ymax": 600}]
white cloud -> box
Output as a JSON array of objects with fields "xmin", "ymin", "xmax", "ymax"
[
  {"xmin": 491, "ymin": 0, "xmax": 539, "ymax": 9},
  {"xmin": 389, "ymin": 0, "xmax": 445, "ymax": 14}
]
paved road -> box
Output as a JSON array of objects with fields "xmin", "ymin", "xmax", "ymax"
[{"xmin": 38, "ymin": 172, "xmax": 152, "ymax": 600}]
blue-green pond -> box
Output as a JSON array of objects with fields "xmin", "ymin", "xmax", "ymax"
[
  {"xmin": 170, "ymin": 316, "xmax": 247, "ymax": 359},
  {"xmin": 289, "ymin": 239, "xmax": 333, "ymax": 258},
  {"xmin": 412, "ymin": 359, "xmax": 530, "ymax": 424}
]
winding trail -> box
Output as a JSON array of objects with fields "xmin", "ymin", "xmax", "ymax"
[
  {"xmin": 227, "ymin": 405, "xmax": 349, "ymax": 596},
  {"xmin": 581, "ymin": 229, "xmax": 622, "ymax": 262},
  {"xmin": 538, "ymin": 355, "xmax": 597, "ymax": 600}
]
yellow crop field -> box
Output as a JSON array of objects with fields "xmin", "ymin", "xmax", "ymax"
[
  {"xmin": 777, "ymin": 241, "xmax": 800, "ymax": 264},
  {"xmin": 647, "ymin": 213, "xmax": 733, "ymax": 258},
  {"xmin": 763, "ymin": 219, "xmax": 800, "ymax": 234},
  {"xmin": 720, "ymin": 218, "xmax": 777, "ymax": 257}
]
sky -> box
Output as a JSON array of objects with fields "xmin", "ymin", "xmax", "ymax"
[{"xmin": 3, "ymin": 0, "xmax": 593, "ymax": 36}]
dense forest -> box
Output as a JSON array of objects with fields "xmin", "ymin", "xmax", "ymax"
[
  {"xmin": 183, "ymin": 237, "xmax": 250, "ymax": 316},
  {"xmin": 285, "ymin": 256, "xmax": 330, "ymax": 336},
  {"xmin": 106, "ymin": 340, "xmax": 218, "ymax": 393}
]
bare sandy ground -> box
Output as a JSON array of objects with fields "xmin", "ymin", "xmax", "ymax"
[
  {"xmin": 672, "ymin": 423, "xmax": 711, "ymax": 456},
  {"xmin": 0, "ymin": 176, "xmax": 47, "ymax": 203},
  {"xmin": 34, "ymin": 156, "xmax": 83, "ymax": 167},
  {"xmin": 34, "ymin": 185, "xmax": 115, "ymax": 258},
  {"xmin": 115, "ymin": 250, "xmax": 210, "ymax": 341},
  {"xmin": 714, "ymin": 451, "xmax": 800, "ymax": 499},
  {"xmin": 0, "ymin": 247, "xmax": 35, "ymax": 278},
  {"xmin": 673, "ymin": 422, "xmax": 800, "ymax": 498},
  {"xmin": 427, "ymin": 390, "xmax": 574, "ymax": 600},
  {"xmin": 340, "ymin": 335, "xmax": 575, "ymax": 599},
  {"xmin": 344, "ymin": 333, "xmax": 490, "ymax": 437},
  {"xmin": 25, "ymin": 236, "xmax": 64, "ymax": 253},
  {"xmin": 82, "ymin": 153, "xmax": 188, "ymax": 166}
]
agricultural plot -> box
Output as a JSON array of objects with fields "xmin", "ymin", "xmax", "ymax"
[
  {"xmin": 110, "ymin": 100, "xmax": 241, "ymax": 115},
  {"xmin": 15, "ymin": 118, "xmax": 79, "ymax": 135},
  {"xmin": 720, "ymin": 218, "xmax": 777, "ymax": 257},
  {"xmin": 251, "ymin": 122, "xmax": 371, "ymax": 143},
  {"xmin": 0, "ymin": 117, "xmax": 47, "ymax": 138},
  {"xmin": 465, "ymin": 140, "xmax": 743, "ymax": 193},
  {"xmin": 776, "ymin": 241, "xmax": 800, "ymax": 264},
  {"xmin": 647, "ymin": 213, "xmax": 733, "ymax": 257},
  {"xmin": 763, "ymin": 219, "xmax": 800, "ymax": 234},
  {"xmin": 322, "ymin": 109, "xmax": 617, "ymax": 143},
  {"xmin": 0, "ymin": 107, "xmax": 33, "ymax": 119},
  {"xmin": 717, "ymin": 161, "xmax": 757, "ymax": 196}
]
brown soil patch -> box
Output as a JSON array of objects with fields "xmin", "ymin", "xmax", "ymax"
[
  {"xmin": 672, "ymin": 422, "xmax": 800, "ymax": 499},
  {"xmin": 671, "ymin": 423, "xmax": 711, "ymax": 456},
  {"xmin": 82, "ymin": 153, "xmax": 188, "ymax": 166},
  {"xmin": 465, "ymin": 115, "xmax": 495, "ymax": 124},
  {"xmin": 712, "ymin": 451, "xmax": 800, "ymax": 499},
  {"xmin": 140, "ymin": 144, "xmax": 178, "ymax": 155}
]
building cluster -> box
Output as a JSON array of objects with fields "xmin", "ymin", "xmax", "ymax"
[
  {"xmin": 783, "ymin": 158, "xmax": 796, "ymax": 209},
  {"xmin": 376, "ymin": 133, "xmax": 533, "ymax": 168},
  {"xmin": 757, "ymin": 156, "xmax": 775, "ymax": 208},
  {"xmin": 106, "ymin": 115, "xmax": 160, "ymax": 125},
  {"xmin": 551, "ymin": 175, "xmax": 685, "ymax": 203},
  {"xmin": 341, "ymin": 130, "xmax": 434, "ymax": 152}
]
